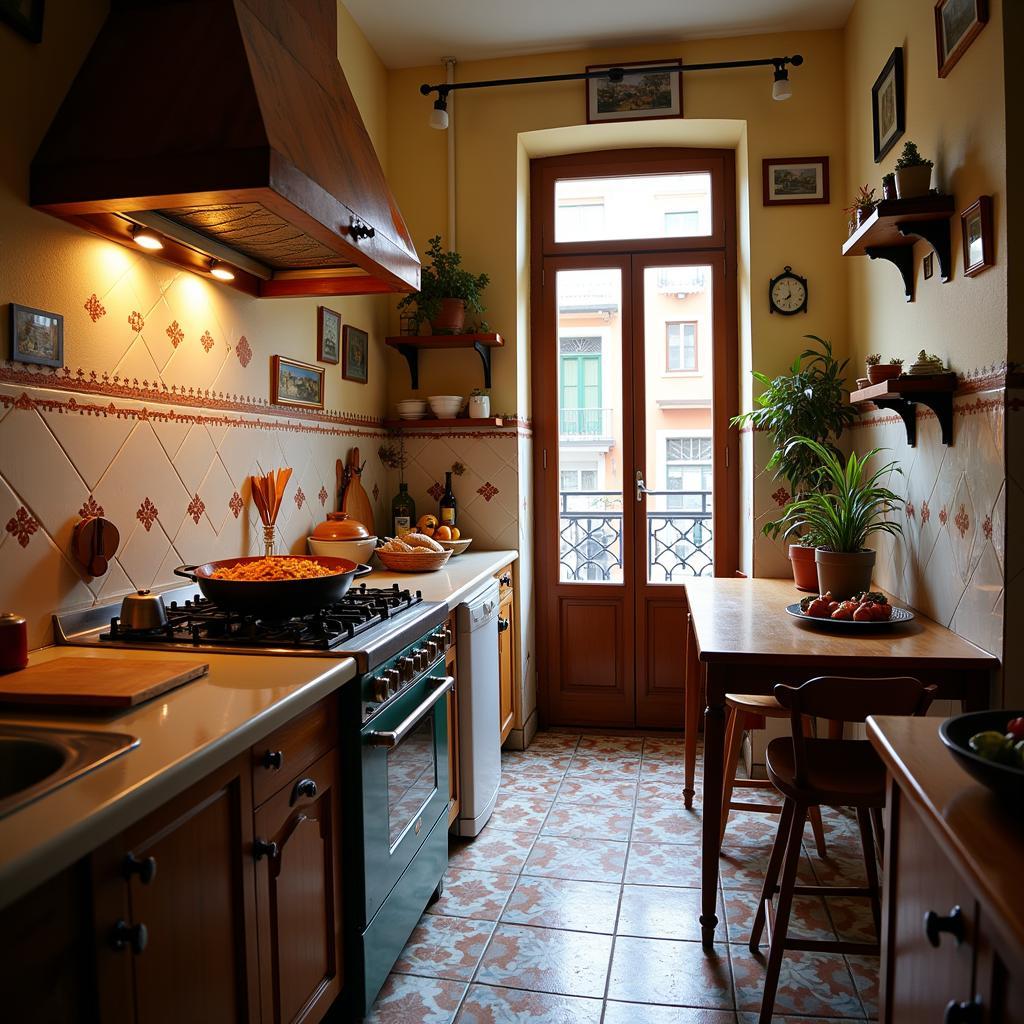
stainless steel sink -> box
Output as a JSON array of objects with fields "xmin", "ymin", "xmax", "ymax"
[{"xmin": 0, "ymin": 725, "xmax": 138, "ymax": 819}]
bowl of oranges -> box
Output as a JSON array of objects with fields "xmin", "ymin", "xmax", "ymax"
[{"xmin": 416, "ymin": 515, "xmax": 472, "ymax": 556}]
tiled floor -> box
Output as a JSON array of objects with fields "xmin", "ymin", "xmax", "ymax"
[{"xmin": 367, "ymin": 731, "xmax": 879, "ymax": 1023}]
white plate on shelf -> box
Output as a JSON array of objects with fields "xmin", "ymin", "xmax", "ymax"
[
  {"xmin": 398, "ymin": 411, "xmax": 429, "ymax": 420},
  {"xmin": 785, "ymin": 603, "xmax": 914, "ymax": 629}
]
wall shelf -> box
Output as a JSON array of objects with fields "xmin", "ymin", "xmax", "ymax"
[
  {"xmin": 841, "ymin": 195, "xmax": 955, "ymax": 302},
  {"xmin": 850, "ymin": 373, "xmax": 957, "ymax": 446},
  {"xmin": 385, "ymin": 333, "xmax": 504, "ymax": 389},
  {"xmin": 384, "ymin": 417, "xmax": 504, "ymax": 430}
]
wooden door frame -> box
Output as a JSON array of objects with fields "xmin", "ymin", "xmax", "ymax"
[{"xmin": 530, "ymin": 148, "xmax": 739, "ymax": 729}]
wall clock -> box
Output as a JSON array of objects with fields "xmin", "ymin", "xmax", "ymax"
[{"xmin": 769, "ymin": 266, "xmax": 808, "ymax": 315}]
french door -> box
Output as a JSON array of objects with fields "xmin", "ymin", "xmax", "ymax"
[{"xmin": 531, "ymin": 150, "xmax": 738, "ymax": 729}]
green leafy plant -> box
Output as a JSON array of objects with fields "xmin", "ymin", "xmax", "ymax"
[
  {"xmin": 888, "ymin": 356, "xmax": 904, "ymax": 366},
  {"xmin": 845, "ymin": 184, "xmax": 876, "ymax": 217},
  {"xmin": 396, "ymin": 235, "xmax": 490, "ymax": 330},
  {"xmin": 732, "ymin": 335, "xmax": 857, "ymax": 501},
  {"xmin": 769, "ymin": 438, "xmax": 904, "ymax": 552},
  {"xmin": 894, "ymin": 141, "xmax": 933, "ymax": 170},
  {"xmin": 865, "ymin": 353, "xmax": 881, "ymax": 366}
]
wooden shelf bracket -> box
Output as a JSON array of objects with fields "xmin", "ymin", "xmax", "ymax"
[
  {"xmin": 866, "ymin": 245, "xmax": 916, "ymax": 302},
  {"xmin": 386, "ymin": 332, "xmax": 502, "ymax": 389},
  {"xmin": 872, "ymin": 391, "xmax": 954, "ymax": 447},
  {"xmin": 394, "ymin": 343, "xmax": 421, "ymax": 389},
  {"xmin": 898, "ymin": 217, "xmax": 952, "ymax": 281}
]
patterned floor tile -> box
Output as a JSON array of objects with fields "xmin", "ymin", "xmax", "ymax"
[
  {"xmin": 718, "ymin": 846, "xmax": 818, "ymax": 892},
  {"xmin": 527, "ymin": 732, "xmax": 581, "ymax": 751},
  {"xmin": 366, "ymin": 974, "xmax": 468, "ymax": 1024},
  {"xmin": 722, "ymin": 891, "xmax": 837, "ymax": 946},
  {"xmin": 729, "ymin": 945, "xmax": 864, "ymax": 1019},
  {"xmin": 642, "ymin": 737, "xmax": 689, "ymax": 759},
  {"xmin": 502, "ymin": 875, "xmax": 620, "ymax": 933},
  {"xmin": 542, "ymin": 800, "xmax": 634, "ymax": 841},
  {"xmin": 425, "ymin": 868, "xmax": 518, "ymax": 922},
  {"xmin": 639, "ymin": 777, "xmax": 692, "ymax": 803},
  {"xmin": 523, "ymin": 835, "xmax": 628, "ymax": 883},
  {"xmin": 565, "ymin": 757, "xmax": 641, "ymax": 780},
  {"xmin": 455, "ymin": 984, "xmax": 603, "ymax": 1024},
  {"xmin": 392, "ymin": 914, "xmax": 495, "ymax": 982},
  {"xmin": 502, "ymin": 750, "xmax": 574, "ymax": 774},
  {"xmin": 498, "ymin": 772, "xmax": 565, "ymax": 799},
  {"xmin": 846, "ymin": 955, "xmax": 880, "ymax": 1019},
  {"xmin": 448, "ymin": 828, "xmax": 537, "ymax": 873},
  {"xmin": 624, "ymin": 842, "xmax": 702, "ymax": 888},
  {"xmin": 737, "ymin": 1016, "xmax": 865, "ymax": 1023},
  {"xmin": 640, "ymin": 762, "xmax": 691, "ymax": 782},
  {"xmin": 577, "ymin": 734, "xmax": 645, "ymax": 756},
  {"xmin": 605, "ymin": 1004, "xmax": 737, "ymax": 1023},
  {"xmin": 828, "ymin": 898, "xmax": 879, "ymax": 945},
  {"xmin": 721, "ymin": 809, "xmax": 785, "ymax": 848},
  {"xmin": 475, "ymin": 923, "xmax": 613, "ymax": 998},
  {"xmin": 805, "ymin": 850, "xmax": 870, "ymax": 888},
  {"xmin": 631, "ymin": 800, "xmax": 703, "ymax": 845},
  {"xmin": 617, "ymin": 884, "xmax": 716, "ymax": 942},
  {"xmin": 556, "ymin": 776, "xmax": 638, "ymax": 806},
  {"xmin": 489, "ymin": 792, "xmax": 554, "ymax": 833},
  {"xmin": 607, "ymin": 936, "xmax": 734, "ymax": 1009}
]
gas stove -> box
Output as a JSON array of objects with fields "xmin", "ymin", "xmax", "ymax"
[{"xmin": 54, "ymin": 582, "xmax": 449, "ymax": 673}]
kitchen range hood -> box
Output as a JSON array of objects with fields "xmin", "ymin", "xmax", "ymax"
[{"xmin": 30, "ymin": 0, "xmax": 419, "ymax": 297}]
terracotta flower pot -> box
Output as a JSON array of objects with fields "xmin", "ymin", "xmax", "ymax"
[
  {"xmin": 867, "ymin": 363, "xmax": 902, "ymax": 385},
  {"xmin": 814, "ymin": 548, "xmax": 876, "ymax": 600},
  {"xmin": 789, "ymin": 544, "xmax": 819, "ymax": 593},
  {"xmin": 430, "ymin": 298, "xmax": 466, "ymax": 334},
  {"xmin": 895, "ymin": 164, "xmax": 932, "ymax": 199}
]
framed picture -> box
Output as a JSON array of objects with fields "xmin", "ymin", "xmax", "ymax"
[
  {"xmin": 935, "ymin": 0, "xmax": 988, "ymax": 78},
  {"xmin": 585, "ymin": 58, "xmax": 682, "ymax": 124},
  {"xmin": 317, "ymin": 305, "xmax": 341, "ymax": 364},
  {"xmin": 961, "ymin": 195, "xmax": 993, "ymax": 277},
  {"xmin": 0, "ymin": 0, "xmax": 44, "ymax": 43},
  {"xmin": 923, "ymin": 252, "xmax": 935, "ymax": 280},
  {"xmin": 762, "ymin": 156, "xmax": 830, "ymax": 206},
  {"xmin": 271, "ymin": 355, "xmax": 324, "ymax": 409},
  {"xmin": 871, "ymin": 48, "xmax": 905, "ymax": 163},
  {"xmin": 342, "ymin": 325, "xmax": 369, "ymax": 384},
  {"xmin": 9, "ymin": 303, "xmax": 62, "ymax": 367}
]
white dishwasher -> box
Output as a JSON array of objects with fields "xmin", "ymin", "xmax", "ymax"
[{"xmin": 455, "ymin": 580, "xmax": 502, "ymax": 837}]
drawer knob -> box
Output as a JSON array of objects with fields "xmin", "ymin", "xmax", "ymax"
[
  {"xmin": 111, "ymin": 919, "xmax": 148, "ymax": 954},
  {"xmin": 122, "ymin": 851, "xmax": 157, "ymax": 885},
  {"xmin": 499, "ymin": 574, "xmax": 512, "ymax": 587},
  {"xmin": 924, "ymin": 906, "xmax": 965, "ymax": 947},
  {"xmin": 262, "ymin": 749, "xmax": 284, "ymax": 771},
  {"xmin": 253, "ymin": 838, "xmax": 279, "ymax": 861},
  {"xmin": 290, "ymin": 777, "xmax": 318, "ymax": 805},
  {"xmin": 944, "ymin": 997, "xmax": 982, "ymax": 1024},
  {"xmin": 498, "ymin": 617, "xmax": 510, "ymax": 633}
]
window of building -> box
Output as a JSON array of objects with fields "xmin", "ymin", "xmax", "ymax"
[
  {"xmin": 666, "ymin": 322, "xmax": 698, "ymax": 372},
  {"xmin": 664, "ymin": 210, "xmax": 700, "ymax": 234},
  {"xmin": 666, "ymin": 436, "xmax": 712, "ymax": 511},
  {"xmin": 560, "ymin": 468, "xmax": 599, "ymax": 492},
  {"xmin": 556, "ymin": 200, "xmax": 605, "ymax": 240}
]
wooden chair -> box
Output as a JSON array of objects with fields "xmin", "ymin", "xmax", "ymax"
[
  {"xmin": 721, "ymin": 694, "xmax": 829, "ymax": 857},
  {"xmin": 750, "ymin": 675, "xmax": 935, "ymax": 1024}
]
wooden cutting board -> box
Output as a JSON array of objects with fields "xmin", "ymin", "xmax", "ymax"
[
  {"xmin": 341, "ymin": 446, "xmax": 375, "ymax": 533},
  {"xmin": 0, "ymin": 657, "xmax": 210, "ymax": 708}
]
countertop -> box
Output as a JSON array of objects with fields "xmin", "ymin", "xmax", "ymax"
[{"xmin": 368, "ymin": 549, "xmax": 517, "ymax": 609}]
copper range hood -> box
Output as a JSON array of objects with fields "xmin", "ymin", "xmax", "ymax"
[{"xmin": 30, "ymin": 0, "xmax": 419, "ymax": 298}]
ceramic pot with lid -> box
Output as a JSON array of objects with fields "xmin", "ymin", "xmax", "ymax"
[{"xmin": 312, "ymin": 512, "xmax": 370, "ymax": 541}]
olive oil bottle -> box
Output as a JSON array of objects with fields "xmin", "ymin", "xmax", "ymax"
[
  {"xmin": 439, "ymin": 472, "xmax": 457, "ymax": 527},
  {"xmin": 392, "ymin": 483, "xmax": 415, "ymax": 537}
]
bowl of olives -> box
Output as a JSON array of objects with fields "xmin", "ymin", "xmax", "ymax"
[{"xmin": 939, "ymin": 710, "xmax": 1024, "ymax": 809}]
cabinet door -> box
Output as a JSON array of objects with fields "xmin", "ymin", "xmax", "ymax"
[
  {"xmin": 94, "ymin": 754, "xmax": 260, "ymax": 1024},
  {"xmin": 254, "ymin": 748, "xmax": 343, "ymax": 1024},
  {"xmin": 446, "ymin": 612, "xmax": 461, "ymax": 827},
  {"xmin": 498, "ymin": 591, "xmax": 515, "ymax": 743},
  {"xmin": 975, "ymin": 917, "xmax": 1024, "ymax": 1024}
]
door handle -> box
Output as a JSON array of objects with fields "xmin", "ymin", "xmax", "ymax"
[
  {"xmin": 635, "ymin": 469, "xmax": 651, "ymax": 502},
  {"xmin": 366, "ymin": 676, "xmax": 454, "ymax": 748}
]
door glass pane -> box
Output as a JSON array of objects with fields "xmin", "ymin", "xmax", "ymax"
[
  {"xmin": 556, "ymin": 268, "xmax": 623, "ymax": 583},
  {"xmin": 555, "ymin": 173, "xmax": 712, "ymax": 243},
  {"xmin": 643, "ymin": 264, "xmax": 714, "ymax": 582},
  {"xmin": 386, "ymin": 713, "xmax": 436, "ymax": 849}
]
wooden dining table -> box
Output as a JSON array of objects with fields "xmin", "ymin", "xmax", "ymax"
[{"xmin": 682, "ymin": 577, "xmax": 999, "ymax": 950}]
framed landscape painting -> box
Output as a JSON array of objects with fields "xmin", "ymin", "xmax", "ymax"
[
  {"xmin": 762, "ymin": 156, "xmax": 830, "ymax": 206},
  {"xmin": 935, "ymin": 0, "xmax": 988, "ymax": 78},
  {"xmin": 586, "ymin": 58, "xmax": 683, "ymax": 124},
  {"xmin": 271, "ymin": 355, "xmax": 324, "ymax": 409},
  {"xmin": 9, "ymin": 303, "xmax": 62, "ymax": 367},
  {"xmin": 871, "ymin": 47, "xmax": 905, "ymax": 163}
]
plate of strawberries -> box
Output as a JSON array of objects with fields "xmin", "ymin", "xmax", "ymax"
[{"xmin": 786, "ymin": 591, "xmax": 914, "ymax": 628}]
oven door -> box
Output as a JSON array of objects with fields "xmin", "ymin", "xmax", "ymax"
[{"xmin": 360, "ymin": 663, "xmax": 452, "ymax": 924}]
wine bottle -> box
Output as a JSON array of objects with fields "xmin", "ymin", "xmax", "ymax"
[
  {"xmin": 439, "ymin": 472, "xmax": 457, "ymax": 526},
  {"xmin": 392, "ymin": 483, "xmax": 415, "ymax": 538}
]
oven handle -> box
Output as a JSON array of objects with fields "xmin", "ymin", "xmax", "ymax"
[{"xmin": 365, "ymin": 676, "xmax": 454, "ymax": 748}]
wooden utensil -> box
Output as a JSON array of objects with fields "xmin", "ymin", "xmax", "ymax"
[
  {"xmin": 341, "ymin": 446, "xmax": 374, "ymax": 532},
  {"xmin": 71, "ymin": 516, "xmax": 120, "ymax": 577},
  {"xmin": 0, "ymin": 657, "xmax": 209, "ymax": 708},
  {"xmin": 336, "ymin": 458, "xmax": 346, "ymax": 510}
]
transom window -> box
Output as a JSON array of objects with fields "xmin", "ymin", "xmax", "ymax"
[{"xmin": 666, "ymin": 321, "xmax": 697, "ymax": 372}]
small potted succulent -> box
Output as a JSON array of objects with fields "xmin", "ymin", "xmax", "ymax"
[
  {"xmin": 845, "ymin": 185, "xmax": 877, "ymax": 232},
  {"xmin": 881, "ymin": 172, "xmax": 897, "ymax": 201},
  {"xmin": 866, "ymin": 354, "xmax": 904, "ymax": 385},
  {"xmin": 894, "ymin": 141, "xmax": 934, "ymax": 199},
  {"xmin": 397, "ymin": 235, "xmax": 490, "ymax": 335},
  {"xmin": 468, "ymin": 388, "xmax": 490, "ymax": 419}
]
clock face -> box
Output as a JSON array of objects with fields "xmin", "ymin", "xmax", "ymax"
[{"xmin": 771, "ymin": 275, "xmax": 807, "ymax": 314}]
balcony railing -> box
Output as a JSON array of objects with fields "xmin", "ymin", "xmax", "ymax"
[
  {"xmin": 559, "ymin": 407, "xmax": 614, "ymax": 440},
  {"xmin": 559, "ymin": 489, "xmax": 713, "ymax": 582}
]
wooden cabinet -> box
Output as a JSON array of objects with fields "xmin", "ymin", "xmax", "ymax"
[
  {"xmin": 445, "ymin": 610, "xmax": 460, "ymax": 827},
  {"xmin": 495, "ymin": 563, "xmax": 517, "ymax": 744}
]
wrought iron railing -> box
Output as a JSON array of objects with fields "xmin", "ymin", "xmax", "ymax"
[
  {"xmin": 559, "ymin": 489, "xmax": 713, "ymax": 582},
  {"xmin": 559, "ymin": 407, "xmax": 614, "ymax": 440}
]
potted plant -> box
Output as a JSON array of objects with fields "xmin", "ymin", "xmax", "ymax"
[
  {"xmin": 893, "ymin": 141, "xmax": 934, "ymax": 199},
  {"xmin": 732, "ymin": 335, "xmax": 857, "ymax": 591},
  {"xmin": 770, "ymin": 437, "xmax": 903, "ymax": 598},
  {"xmin": 867, "ymin": 355, "xmax": 904, "ymax": 385},
  {"xmin": 468, "ymin": 388, "xmax": 490, "ymax": 419},
  {"xmin": 881, "ymin": 172, "xmax": 897, "ymax": 201},
  {"xmin": 845, "ymin": 184, "xmax": 877, "ymax": 231},
  {"xmin": 397, "ymin": 235, "xmax": 490, "ymax": 335}
]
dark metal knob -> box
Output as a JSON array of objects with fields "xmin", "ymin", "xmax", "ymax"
[
  {"xmin": 253, "ymin": 838, "xmax": 279, "ymax": 860},
  {"xmin": 350, "ymin": 220, "xmax": 376, "ymax": 241},
  {"xmin": 122, "ymin": 852, "xmax": 157, "ymax": 885},
  {"xmin": 499, "ymin": 574, "xmax": 512, "ymax": 587},
  {"xmin": 373, "ymin": 676, "xmax": 389, "ymax": 702},
  {"xmin": 925, "ymin": 906, "xmax": 964, "ymax": 947},
  {"xmin": 263, "ymin": 749, "xmax": 284, "ymax": 771},
  {"xmin": 944, "ymin": 997, "xmax": 982, "ymax": 1024},
  {"xmin": 398, "ymin": 657, "xmax": 414, "ymax": 681},
  {"xmin": 498, "ymin": 617, "xmax": 510, "ymax": 633},
  {"xmin": 111, "ymin": 919, "xmax": 148, "ymax": 954},
  {"xmin": 290, "ymin": 778, "xmax": 317, "ymax": 805},
  {"xmin": 386, "ymin": 668, "xmax": 401, "ymax": 695}
]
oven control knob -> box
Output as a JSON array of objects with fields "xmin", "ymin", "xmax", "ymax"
[
  {"xmin": 413, "ymin": 648, "xmax": 428, "ymax": 671},
  {"xmin": 398, "ymin": 657, "xmax": 414, "ymax": 682},
  {"xmin": 373, "ymin": 676, "xmax": 389, "ymax": 702},
  {"xmin": 426, "ymin": 640, "xmax": 439, "ymax": 660},
  {"xmin": 386, "ymin": 668, "xmax": 401, "ymax": 695}
]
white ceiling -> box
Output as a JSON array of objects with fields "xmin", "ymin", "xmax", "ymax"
[{"xmin": 342, "ymin": 0, "xmax": 855, "ymax": 69}]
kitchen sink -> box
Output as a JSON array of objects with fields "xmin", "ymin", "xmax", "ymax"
[{"xmin": 0, "ymin": 725, "xmax": 138, "ymax": 819}]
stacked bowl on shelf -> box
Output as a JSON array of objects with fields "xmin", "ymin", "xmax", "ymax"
[
  {"xmin": 395, "ymin": 399, "xmax": 428, "ymax": 420},
  {"xmin": 427, "ymin": 395, "xmax": 462, "ymax": 419}
]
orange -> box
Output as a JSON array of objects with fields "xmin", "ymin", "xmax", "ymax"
[
  {"xmin": 417, "ymin": 514, "xmax": 438, "ymax": 531},
  {"xmin": 420, "ymin": 525, "xmax": 436, "ymax": 538},
  {"xmin": 435, "ymin": 525, "xmax": 452, "ymax": 541},
  {"xmin": 450, "ymin": 527, "xmax": 460, "ymax": 540}
]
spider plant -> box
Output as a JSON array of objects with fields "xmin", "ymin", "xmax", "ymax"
[{"xmin": 772, "ymin": 438, "xmax": 904, "ymax": 552}]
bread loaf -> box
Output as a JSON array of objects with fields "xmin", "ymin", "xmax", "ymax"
[{"xmin": 404, "ymin": 531, "xmax": 444, "ymax": 553}]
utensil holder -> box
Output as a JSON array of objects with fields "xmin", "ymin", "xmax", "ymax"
[{"xmin": 263, "ymin": 524, "xmax": 277, "ymax": 558}]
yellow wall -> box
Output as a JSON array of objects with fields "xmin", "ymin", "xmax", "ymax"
[{"xmin": 844, "ymin": 0, "xmax": 1007, "ymax": 372}]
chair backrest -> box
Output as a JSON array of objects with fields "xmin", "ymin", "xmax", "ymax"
[{"xmin": 773, "ymin": 675, "xmax": 936, "ymax": 787}]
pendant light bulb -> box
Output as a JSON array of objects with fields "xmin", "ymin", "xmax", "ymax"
[
  {"xmin": 209, "ymin": 260, "xmax": 235, "ymax": 281},
  {"xmin": 772, "ymin": 66, "xmax": 792, "ymax": 101},
  {"xmin": 429, "ymin": 97, "xmax": 449, "ymax": 130},
  {"xmin": 132, "ymin": 226, "xmax": 163, "ymax": 250}
]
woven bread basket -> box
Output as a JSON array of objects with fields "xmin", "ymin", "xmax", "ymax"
[{"xmin": 375, "ymin": 547, "xmax": 453, "ymax": 572}]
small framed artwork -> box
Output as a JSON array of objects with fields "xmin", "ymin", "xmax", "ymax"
[
  {"xmin": 935, "ymin": 0, "xmax": 988, "ymax": 78},
  {"xmin": 961, "ymin": 195, "xmax": 993, "ymax": 277},
  {"xmin": 871, "ymin": 47, "xmax": 905, "ymax": 163},
  {"xmin": 923, "ymin": 252, "xmax": 935, "ymax": 280},
  {"xmin": 317, "ymin": 305, "xmax": 341, "ymax": 364},
  {"xmin": 585, "ymin": 58, "xmax": 682, "ymax": 124},
  {"xmin": 762, "ymin": 156, "xmax": 830, "ymax": 206},
  {"xmin": 271, "ymin": 355, "xmax": 325, "ymax": 409},
  {"xmin": 0, "ymin": 0, "xmax": 44, "ymax": 44},
  {"xmin": 9, "ymin": 303, "xmax": 63, "ymax": 367},
  {"xmin": 342, "ymin": 325, "xmax": 369, "ymax": 384}
]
